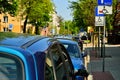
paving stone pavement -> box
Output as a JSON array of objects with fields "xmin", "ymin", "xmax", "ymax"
[{"xmin": 84, "ymin": 43, "xmax": 120, "ymax": 80}]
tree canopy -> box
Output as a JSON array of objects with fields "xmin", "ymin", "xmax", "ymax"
[
  {"xmin": 0, "ymin": 0, "xmax": 19, "ymax": 16},
  {"xmin": 19, "ymin": 0, "xmax": 54, "ymax": 34},
  {"xmin": 70, "ymin": 0, "xmax": 97, "ymax": 30},
  {"xmin": 69, "ymin": 0, "xmax": 117, "ymax": 31}
]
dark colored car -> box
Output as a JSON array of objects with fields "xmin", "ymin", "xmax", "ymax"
[
  {"xmin": 0, "ymin": 32, "xmax": 83, "ymax": 80},
  {"xmin": 57, "ymin": 38, "xmax": 89, "ymax": 80}
]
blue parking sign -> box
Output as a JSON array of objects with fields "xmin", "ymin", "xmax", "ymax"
[
  {"xmin": 95, "ymin": 7, "xmax": 104, "ymax": 16},
  {"xmin": 9, "ymin": 24, "xmax": 13, "ymax": 30},
  {"xmin": 98, "ymin": 0, "xmax": 112, "ymax": 5}
]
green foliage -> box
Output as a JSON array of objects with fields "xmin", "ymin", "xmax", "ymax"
[
  {"xmin": 59, "ymin": 20, "xmax": 79, "ymax": 35},
  {"xmin": 20, "ymin": 0, "xmax": 53, "ymax": 25},
  {"xmin": 19, "ymin": 0, "xmax": 54, "ymax": 34},
  {"xmin": 29, "ymin": 0, "xmax": 53, "ymax": 24},
  {"xmin": 0, "ymin": 32, "xmax": 19, "ymax": 40},
  {"xmin": 0, "ymin": 0, "xmax": 19, "ymax": 16},
  {"xmin": 70, "ymin": 0, "xmax": 117, "ymax": 31},
  {"xmin": 106, "ymin": 0, "xmax": 117, "ymax": 31},
  {"xmin": 70, "ymin": 0, "xmax": 97, "ymax": 30},
  {"xmin": 0, "ymin": 32, "xmax": 35, "ymax": 40}
]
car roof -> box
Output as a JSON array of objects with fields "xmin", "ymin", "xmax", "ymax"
[
  {"xmin": 0, "ymin": 32, "xmax": 63, "ymax": 53},
  {"xmin": 57, "ymin": 38, "xmax": 78, "ymax": 44},
  {"xmin": 0, "ymin": 32, "xmax": 47, "ymax": 47},
  {"xmin": 0, "ymin": 32, "xmax": 59, "ymax": 52}
]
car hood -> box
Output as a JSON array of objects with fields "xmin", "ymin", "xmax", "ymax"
[{"xmin": 71, "ymin": 57, "xmax": 85, "ymax": 70}]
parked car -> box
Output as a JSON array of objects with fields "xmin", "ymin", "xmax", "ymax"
[
  {"xmin": 72, "ymin": 36, "xmax": 83, "ymax": 51},
  {"xmin": 57, "ymin": 38, "xmax": 89, "ymax": 80},
  {"xmin": 0, "ymin": 32, "xmax": 84, "ymax": 80},
  {"xmin": 54, "ymin": 35, "xmax": 83, "ymax": 51}
]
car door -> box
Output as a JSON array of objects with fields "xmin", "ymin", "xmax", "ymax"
[
  {"xmin": 0, "ymin": 52, "xmax": 25, "ymax": 80},
  {"xmin": 45, "ymin": 43, "xmax": 74, "ymax": 80},
  {"xmin": 58, "ymin": 44, "xmax": 75, "ymax": 80}
]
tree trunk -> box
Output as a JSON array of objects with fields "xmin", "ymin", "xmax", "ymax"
[
  {"xmin": 35, "ymin": 26, "xmax": 40, "ymax": 35},
  {"xmin": 23, "ymin": 15, "xmax": 28, "ymax": 33}
]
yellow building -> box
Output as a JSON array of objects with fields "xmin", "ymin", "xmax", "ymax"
[
  {"xmin": 0, "ymin": 11, "xmax": 59, "ymax": 35},
  {"xmin": 0, "ymin": 13, "xmax": 22, "ymax": 33}
]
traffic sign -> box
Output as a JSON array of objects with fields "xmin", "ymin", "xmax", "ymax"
[
  {"xmin": 98, "ymin": 6, "xmax": 112, "ymax": 14},
  {"xmin": 98, "ymin": 0, "xmax": 112, "ymax": 5},
  {"xmin": 9, "ymin": 24, "xmax": 13, "ymax": 30},
  {"xmin": 95, "ymin": 7, "xmax": 104, "ymax": 16},
  {"xmin": 95, "ymin": 16, "xmax": 105, "ymax": 26}
]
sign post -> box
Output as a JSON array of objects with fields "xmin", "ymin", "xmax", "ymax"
[
  {"xmin": 95, "ymin": 6, "xmax": 105, "ymax": 59},
  {"xmin": 95, "ymin": 0, "xmax": 112, "ymax": 72}
]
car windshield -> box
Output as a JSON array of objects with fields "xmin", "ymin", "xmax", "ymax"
[{"xmin": 63, "ymin": 43, "xmax": 81, "ymax": 58}]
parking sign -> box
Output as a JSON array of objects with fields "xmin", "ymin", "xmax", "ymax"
[
  {"xmin": 98, "ymin": 6, "xmax": 112, "ymax": 14},
  {"xmin": 98, "ymin": 0, "xmax": 112, "ymax": 5},
  {"xmin": 95, "ymin": 16, "xmax": 105, "ymax": 26},
  {"xmin": 95, "ymin": 7, "xmax": 104, "ymax": 16}
]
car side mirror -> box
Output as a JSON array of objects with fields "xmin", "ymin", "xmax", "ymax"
[{"xmin": 75, "ymin": 69, "xmax": 89, "ymax": 77}]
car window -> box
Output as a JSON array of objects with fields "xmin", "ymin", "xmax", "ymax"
[
  {"xmin": 60, "ymin": 49, "xmax": 73, "ymax": 80},
  {"xmin": 45, "ymin": 44, "xmax": 72, "ymax": 80},
  {"xmin": 0, "ymin": 53, "xmax": 24, "ymax": 80},
  {"xmin": 63, "ymin": 43, "xmax": 81, "ymax": 58},
  {"xmin": 45, "ymin": 54, "xmax": 54, "ymax": 80},
  {"xmin": 51, "ymin": 45, "xmax": 66, "ymax": 80},
  {"xmin": 57, "ymin": 44, "xmax": 73, "ymax": 80}
]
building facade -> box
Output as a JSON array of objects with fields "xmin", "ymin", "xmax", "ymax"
[{"xmin": 0, "ymin": 13, "xmax": 22, "ymax": 33}]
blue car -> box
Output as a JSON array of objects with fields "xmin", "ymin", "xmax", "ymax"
[
  {"xmin": 57, "ymin": 38, "xmax": 89, "ymax": 80},
  {"xmin": 0, "ymin": 32, "xmax": 84, "ymax": 80}
]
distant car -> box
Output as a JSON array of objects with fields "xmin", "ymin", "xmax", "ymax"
[
  {"xmin": 54, "ymin": 35, "xmax": 73, "ymax": 40},
  {"xmin": 72, "ymin": 36, "xmax": 83, "ymax": 51},
  {"xmin": 57, "ymin": 38, "xmax": 89, "ymax": 80},
  {"xmin": 0, "ymin": 32, "xmax": 84, "ymax": 80},
  {"xmin": 54, "ymin": 35, "xmax": 83, "ymax": 51},
  {"xmin": 80, "ymin": 36, "xmax": 88, "ymax": 43}
]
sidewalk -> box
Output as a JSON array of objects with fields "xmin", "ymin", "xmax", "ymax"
[{"xmin": 84, "ymin": 43, "xmax": 120, "ymax": 80}]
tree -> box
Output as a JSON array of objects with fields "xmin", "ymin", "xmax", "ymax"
[
  {"xmin": 0, "ymin": 0, "xmax": 19, "ymax": 16},
  {"xmin": 19, "ymin": 0, "xmax": 53, "ymax": 34},
  {"xmin": 107, "ymin": 0, "xmax": 117, "ymax": 31},
  {"xmin": 70, "ymin": 0, "xmax": 97, "ymax": 31},
  {"xmin": 59, "ymin": 20, "xmax": 79, "ymax": 35},
  {"xmin": 70, "ymin": 0, "xmax": 117, "ymax": 32}
]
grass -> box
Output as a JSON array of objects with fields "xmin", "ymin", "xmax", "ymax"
[
  {"xmin": 0, "ymin": 32, "xmax": 19, "ymax": 40},
  {"xmin": 0, "ymin": 32, "xmax": 35, "ymax": 40}
]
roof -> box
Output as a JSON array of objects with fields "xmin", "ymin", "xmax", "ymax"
[
  {"xmin": 57, "ymin": 38, "xmax": 77, "ymax": 44},
  {"xmin": 0, "ymin": 32, "xmax": 46, "ymax": 47}
]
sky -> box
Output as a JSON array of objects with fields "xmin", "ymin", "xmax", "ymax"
[{"xmin": 52, "ymin": 0, "xmax": 76, "ymax": 20}]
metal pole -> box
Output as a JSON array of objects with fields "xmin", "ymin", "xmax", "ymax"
[
  {"xmin": 101, "ymin": 36, "xmax": 103, "ymax": 57},
  {"xmin": 102, "ymin": 16, "xmax": 106, "ymax": 72},
  {"xmin": 98, "ymin": 26, "xmax": 100, "ymax": 55}
]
